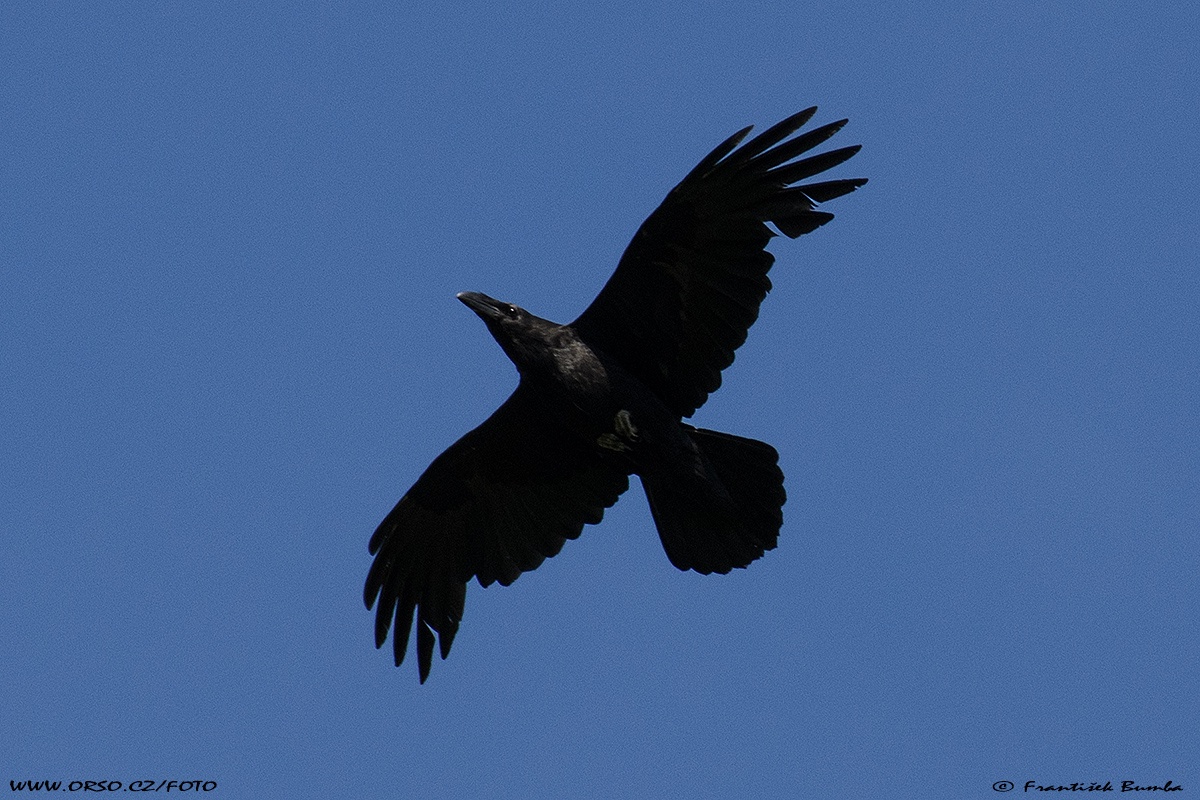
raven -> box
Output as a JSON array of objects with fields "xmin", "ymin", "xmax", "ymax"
[{"xmin": 365, "ymin": 107, "xmax": 866, "ymax": 682}]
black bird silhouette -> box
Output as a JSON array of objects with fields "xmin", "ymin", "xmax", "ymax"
[{"xmin": 364, "ymin": 108, "xmax": 867, "ymax": 682}]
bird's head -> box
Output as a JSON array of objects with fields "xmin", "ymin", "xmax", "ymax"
[
  {"xmin": 456, "ymin": 291, "xmax": 526, "ymax": 327},
  {"xmin": 456, "ymin": 291, "xmax": 565, "ymax": 375}
]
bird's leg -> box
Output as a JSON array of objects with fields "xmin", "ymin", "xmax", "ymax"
[
  {"xmin": 596, "ymin": 409, "xmax": 639, "ymax": 453},
  {"xmin": 614, "ymin": 409, "xmax": 639, "ymax": 440}
]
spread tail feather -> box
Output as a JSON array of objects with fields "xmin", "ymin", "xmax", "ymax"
[{"xmin": 642, "ymin": 427, "xmax": 785, "ymax": 575}]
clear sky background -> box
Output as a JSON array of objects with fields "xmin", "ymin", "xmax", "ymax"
[{"xmin": 4, "ymin": 2, "xmax": 1197, "ymax": 797}]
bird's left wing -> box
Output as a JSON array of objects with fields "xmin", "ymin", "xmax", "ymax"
[
  {"xmin": 364, "ymin": 382, "xmax": 630, "ymax": 682},
  {"xmin": 571, "ymin": 108, "xmax": 866, "ymax": 417}
]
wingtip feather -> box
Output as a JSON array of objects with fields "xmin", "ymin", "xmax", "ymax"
[
  {"xmin": 417, "ymin": 621, "xmax": 435, "ymax": 683},
  {"xmin": 725, "ymin": 107, "xmax": 819, "ymax": 165},
  {"xmin": 680, "ymin": 125, "xmax": 755, "ymax": 183}
]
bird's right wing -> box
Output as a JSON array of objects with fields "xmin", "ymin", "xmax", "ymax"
[
  {"xmin": 364, "ymin": 382, "xmax": 630, "ymax": 682},
  {"xmin": 572, "ymin": 108, "xmax": 866, "ymax": 417}
]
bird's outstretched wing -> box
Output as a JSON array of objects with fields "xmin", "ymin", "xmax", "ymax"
[
  {"xmin": 364, "ymin": 383, "xmax": 630, "ymax": 682},
  {"xmin": 571, "ymin": 108, "xmax": 867, "ymax": 417}
]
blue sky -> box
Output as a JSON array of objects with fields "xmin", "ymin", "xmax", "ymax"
[{"xmin": 3, "ymin": 2, "xmax": 1197, "ymax": 797}]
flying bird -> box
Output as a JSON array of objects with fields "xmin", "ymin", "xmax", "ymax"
[{"xmin": 365, "ymin": 107, "xmax": 866, "ymax": 682}]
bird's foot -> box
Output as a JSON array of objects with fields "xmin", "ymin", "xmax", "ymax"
[{"xmin": 597, "ymin": 409, "xmax": 639, "ymax": 453}]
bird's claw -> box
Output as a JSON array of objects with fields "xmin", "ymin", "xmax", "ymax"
[{"xmin": 597, "ymin": 409, "xmax": 639, "ymax": 452}]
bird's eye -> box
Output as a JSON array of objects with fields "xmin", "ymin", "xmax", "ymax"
[{"xmin": 505, "ymin": 305, "xmax": 519, "ymax": 318}]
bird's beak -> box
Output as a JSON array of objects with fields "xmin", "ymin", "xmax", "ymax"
[{"xmin": 456, "ymin": 291, "xmax": 506, "ymax": 322}]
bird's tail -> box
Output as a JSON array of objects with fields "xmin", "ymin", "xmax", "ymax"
[{"xmin": 642, "ymin": 427, "xmax": 785, "ymax": 575}]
